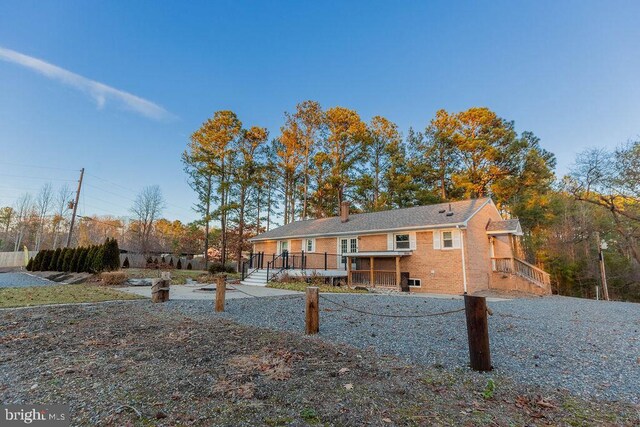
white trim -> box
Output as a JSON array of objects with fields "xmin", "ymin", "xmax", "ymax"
[
  {"xmin": 393, "ymin": 232, "xmax": 411, "ymax": 251},
  {"xmin": 304, "ymin": 238, "xmax": 316, "ymax": 252},
  {"xmin": 408, "ymin": 278, "xmax": 422, "ymax": 287},
  {"xmin": 462, "ymin": 198, "xmax": 493, "ymax": 227},
  {"xmin": 459, "ymin": 226, "xmax": 468, "ymax": 294},
  {"xmin": 250, "ymin": 223, "xmax": 467, "ymax": 242}
]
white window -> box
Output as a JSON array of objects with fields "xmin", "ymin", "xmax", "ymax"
[
  {"xmin": 395, "ymin": 234, "xmax": 410, "ymax": 250},
  {"xmin": 408, "ymin": 278, "xmax": 421, "ymax": 287},
  {"xmin": 442, "ymin": 231, "xmax": 453, "ymax": 248},
  {"xmin": 279, "ymin": 240, "xmax": 289, "ymax": 254},
  {"xmin": 305, "ymin": 238, "xmax": 315, "ymax": 252}
]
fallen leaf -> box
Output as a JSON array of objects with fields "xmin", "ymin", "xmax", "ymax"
[
  {"xmin": 382, "ymin": 418, "xmax": 392, "ymax": 423},
  {"xmin": 338, "ymin": 368, "xmax": 350, "ymax": 374},
  {"xmin": 344, "ymin": 383, "xmax": 353, "ymax": 390}
]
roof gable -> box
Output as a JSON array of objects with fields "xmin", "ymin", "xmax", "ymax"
[{"xmin": 250, "ymin": 198, "xmax": 491, "ymax": 241}]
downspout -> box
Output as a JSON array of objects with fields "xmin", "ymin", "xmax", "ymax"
[{"xmin": 458, "ymin": 225, "xmax": 468, "ymax": 294}]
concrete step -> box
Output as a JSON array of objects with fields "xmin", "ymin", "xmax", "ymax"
[{"xmin": 240, "ymin": 280, "xmax": 268, "ymax": 287}]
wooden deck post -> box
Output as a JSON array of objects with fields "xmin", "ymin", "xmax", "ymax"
[
  {"xmin": 215, "ymin": 275, "xmax": 226, "ymax": 312},
  {"xmin": 464, "ymin": 295, "xmax": 492, "ymax": 371},
  {"xmin": 369, "ymin": 256, "xmax": 375, "ymax": 287},
  {"xmin": 346, "ymin": 256, "xmax": 352, "ymax": 288},
  {"xmin": 395, "ymin": 256, "xmax": 401, "ymax": 289},
  {"xmin": 305, "ymin": 287, "xmax": 319, "ymax": 334}
]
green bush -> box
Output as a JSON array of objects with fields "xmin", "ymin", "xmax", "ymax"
[
  {"xmin": 186, "ymin": 262, "xmax": 192, "ymax": 270},
  {"xmin": 91, "ymin": 244, "xmax": 106, "ymax": 273},
  {"xmin": 26, "ymin": 257, "xmax": 33, "ymax": 271},
  {"xmin": 169, "ymin": 257, "xmax": 174, "ymax": 267},
  {"xmin": 176, "ymin": 259, "xmax": 182, "ymax": 269},
  {"xmin": 76, "ymin": 248, "xmax": 88, "ymax": 273},
  {"xmin": 61, "ymin": 248, "xmax": 72, "ymax": 272},
  {"xmin": 56, "ymin": 248, "xmax": 67, "ymax": 272},
  {"xmin": 31, "ymin": 252, "xmax": 42, "ymax": 271},
  {"xmin": 122, "ymin": 256, "xmax": 130, "ymax": 268},
  {"xmin": 208, "ymin": 262, "xmax": 236, "ymax": 275},
  {"xmin": 40, "ymin": 250, "xmax": 52, "ymax": 272},
  {"xmin": 102, "ymin": 238, "xmax": 120, "ymax": 271},
  {"xmin": 69, "ymin": 248, "xmax": 81, "ymax": 272},
  {"xmin": 49, "ymin": 248, "xmax": 62, "ymax": 271}
]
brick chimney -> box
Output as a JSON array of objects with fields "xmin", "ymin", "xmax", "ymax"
[{"xmin": 340, "ymin": 201, "xmax": 350, "ymax": 223}]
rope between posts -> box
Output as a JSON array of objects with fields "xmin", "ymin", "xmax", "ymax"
[{"xmin": 318, "ymin": 294, "xmax": 466, "ymax": 318}]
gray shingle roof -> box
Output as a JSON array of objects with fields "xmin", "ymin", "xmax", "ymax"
[
  {"xmin": 250, "ymin": 198, "xmax": 491, "ymax": 241},
  {"xmin": 486, "ymin": 219, "xmax": 521, "ymax": 233}
]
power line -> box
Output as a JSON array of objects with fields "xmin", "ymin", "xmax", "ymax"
[
  {"xmin": 0, "ymin": 173, "xmax": 76, "ymax": 182},
  {"xmin": 0, "ymin": 161, "xmax": 79, "ymax": 172}
]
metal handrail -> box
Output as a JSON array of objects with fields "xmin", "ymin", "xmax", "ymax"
[{"xmin": 241, "ymin": 252, "xmax": 262, "ymax": 280}]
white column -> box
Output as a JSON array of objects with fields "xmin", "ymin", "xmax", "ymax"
[{"xmin": 459, "ymin": 227, "xmax": 468, "ymax": 294}]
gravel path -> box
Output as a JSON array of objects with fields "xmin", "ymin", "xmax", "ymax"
[
  {"xmin": 0, "ymin": 272, "xmax": 56, "ymax": 288},
  {"xmin": 163, "ymin": 294, "xmax": 640, "ymax": 403}
]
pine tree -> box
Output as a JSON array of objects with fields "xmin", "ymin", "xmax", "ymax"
[
  {"xmin": 76, "ymin": 247, "xmax": 88, "ymax": 273},
  {"xmin": 31, "ymin": 251, "xmax": 44, "ymax": 271},
  {"xmin": 62, "ymin": 248, "xmax": 74, "ymax": 272},
  {"xmin": 186, "ymin": 262, "xmax": 192, "ymax": 270},
  {"xmin": 57, "ymin": 248, "xmax": 67, "ymax": 271},
  {"xmin": 176, "ymin": 259, "xmax": 182, "ymax": 269},
  {"xmin": 122, "ymin": 256, "xmax": 130, "ymax": 269},
  {"xmin": 40, "ymin": 250, "xmax": 52, "ymax": 272},
  {"xmin": 49, "ymin": 248, "xmax": 62, "ymax": 271},
  {"xmin": 70, "ymin": 248, "xmax": 81, "ymax": 273},
  {"xmin": 26, "ymin": 257, "xmax": 33, "ymax": 271}
]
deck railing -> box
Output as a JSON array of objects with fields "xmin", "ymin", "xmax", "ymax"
[
  {"xmin": 350, "ymin": 270, "xmax": 397, "ymax": 288},
  {"xmin": 491, "ymin": 257, "xmax": 550, "ymax": 287}
]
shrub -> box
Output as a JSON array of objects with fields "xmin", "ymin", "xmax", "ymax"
[
  {"xmin": 57, "ymin": 248, "xmax": 68, "ymax": 271},
  {"xmin": 186, "ymin": 262, "xmax": 192, "ymax": 270},
  {"xmin": 122, "ymin": 256, "xmax": 130, "ymax": 268},
  {"xmin": 169, "ymin": 258, "xmax": 174, "ymax": 267},
  {"xmin": 62, "ymin": 248, "xmax": 74, "ymax": 272},
  {"xmin": 208, "ymin": 262, "xmax": 236, "ymax": 275},
  {"xmin": 91, "ymin": 244, "xmax": 106, "ymax": 273},
  {"xmin": 49, "ymin": 248, "xmax": 62, "ymax": 271},
  {"xmin": 176, "ymin": 259, "xmax": 182, "ymax": 269},
  {"xmin": 84, "ymin": 246, "xmax": 96, "ymax": 272},
  {"xmin": 77, "ymin": 247, "xmax": 89, "ymax": 273},
  {"xmin": 102, "ymin": 238, "xmax": 120, "ymax": 271},
  {"xmin": 99, "ymin": 271, "xmax": 127, "ymax": 286},
  {"xmin": 69, "ymin": 248, "xmax": 81, "ymax": 272},
  {"xmin": 31, "ymin": 252, "xmax": 42, "ymax": 271},
  {"xmin": 40, "ymin": 250, "xmax": 52, "ymax": 272},
  {"xmin": 26, "ymin": 257, "xmax": 33, "ymax": 271}
]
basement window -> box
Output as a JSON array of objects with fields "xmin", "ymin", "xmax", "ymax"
[{"xmin": 408, "ymin": 278, "xmax": 421, "ymax": 287}]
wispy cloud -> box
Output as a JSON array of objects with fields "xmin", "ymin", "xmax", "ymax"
[{"xmin": 0, "ymin": 46, "xmax": 174, "ymax": 121}]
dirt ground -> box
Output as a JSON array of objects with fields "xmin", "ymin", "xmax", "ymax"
[{"xmin": 1, "ymin": 300, "xmax": 637, "ymax": 426}]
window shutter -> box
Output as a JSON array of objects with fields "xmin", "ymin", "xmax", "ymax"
[
  {"xmin": 387, "ymin": 233, "xmax": 394, "ymax": 250},
  {"xmin": 452, "ymin": 230, "xmax": 461, "ymax": 249},
  {"xmin": 409, "ymin": 232, "xmax": 417, "ymax": 250},
  {"xmin": 433, "ymin": 231, "xmax": 441, "ymax": 249}
]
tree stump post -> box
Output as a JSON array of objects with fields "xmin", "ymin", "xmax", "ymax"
[
  {"xmin": 215, "ymin": 274, "xmax": 226, "ymax": 312},
  {"xmin": 306, "ymin": 287, "xmax": 319, "ymax": 334},
  {"xmin": 464, "ymin": 295, "xmax": 492, "ymax": 371},
  {"xmin": 151, "ymin": 278, "xmax": 170, "ymax": 303}
]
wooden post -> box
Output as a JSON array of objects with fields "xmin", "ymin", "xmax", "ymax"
[
  {"xmin": 151, "ymin": 277, "xmax": 170, "ymax": 303},
  {"xmin": 369, "ymin": 256, "xmax": 375, "ymax": 287},
  {"xmin": 324, "ymin": 252, "xmax": 327, "ymax": 270},
  {"xmin": 346, "ymin": 256, "xmax": 352, "ymax": 287},
  {"xmin": 305, "ymin": 286, "xmax": 319, "ymax": 334},
  {"xmin": 215, "ymin": 275, "xmax": 226, "ymax": 312},
  {"xmin": 395, "ymin": 256, "xmax": 401, "ymax": 289},
  {"xmin": 464, "ymin": 295, "xmax": 492, "ymax": 371}
]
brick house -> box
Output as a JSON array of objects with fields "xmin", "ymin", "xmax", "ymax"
[{"xmin": 244, "ymin": 198, "xmax": 551, "ymax": 295}]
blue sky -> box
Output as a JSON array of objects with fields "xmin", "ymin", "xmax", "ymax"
[{"xmin": 1, "ymin": 1, "xmax": 639, "ymax": 222}]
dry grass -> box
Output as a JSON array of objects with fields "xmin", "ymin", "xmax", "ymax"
[
  {"xmin": 267, "ymin": 281, "xmax": 369, "ymax": 294},
  {"xmin": 99, "ymin": 271, "xmax": 127, "ymax": 286},
  {"xmin": 0, "ymin": 284, "xmax": 144, "ymax": 308}
]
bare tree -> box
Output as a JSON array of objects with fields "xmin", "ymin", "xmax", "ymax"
[
  {"xmin": 34, "ymin": 183, "xmax": 53, "ymax": 251},
  {"xmin": 13, "ymin": 193, "xmax": 32, "ymax": 251},
  {"xmin": 130, "ymin": 185, "xmax": 165, "ymax": 254},
  {"xmin": 52, "ymin": 184, "xmax": 73, "ymax": 249}
]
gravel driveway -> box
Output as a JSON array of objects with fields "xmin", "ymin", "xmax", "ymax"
[
  {"xmin": 164, "ymin": 294, "xmax": 640, "ymax": 403},
  {"xmin": 0, "ymin": 272, "xmax": 56, "ymax": 288}
]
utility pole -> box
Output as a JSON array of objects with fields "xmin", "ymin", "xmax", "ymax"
[
  {"xmin": 66, "ymin": 168, "xmax": 84, "ymax": 248},
  {"xmin": 595, "ymin": 232, "xmax": 610, "ymax": 301}
]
